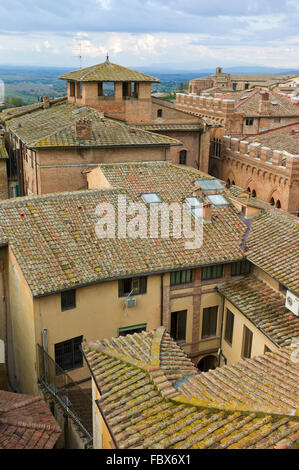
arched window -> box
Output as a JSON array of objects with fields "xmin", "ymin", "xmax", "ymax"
[
  {"xmin": 227, "ymin": 179, "xmax": 231, "ymax": 187},
  {"xmin": 231, "ymin": 180, "xmax": 235, "ymax": 186},
  {"xmin": 197, "ymin": 355, "xmax": 217, "ymax": 372},
  {"xmin": 270, "ymin": 197, "xmax": 275, "ymax": 206},
  {"xmin": 157, "ymin": 109, "xmax": 163, "ymax": 118},
  {"xmin": 276, "ymin": 200, "xmax": 281, "ymax": 209},
  {"xmin": 247, "ymin": 187, "xmax": 251, "ymax": 193},
  {"xmin": 252, "ymin": 189, "xmax": 257, "ymax": 198},
  {"xmin": 179, "ymin": 150, "xmax": 187, "ymax": 165}
]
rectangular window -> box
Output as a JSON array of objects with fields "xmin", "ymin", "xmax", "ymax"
[
  {"xmin": 76, "ymin": 82, "xmax": 82, "ymax": 99},
  {"xmin": 245, "ymin": 117, "xmax": 254, "ymax": 126},
  {"xmin": 201, "ymin": 265, "xmax": 223, "ymax": 281},
  {"xmin": 202, "ymin": 306, "xmax": 218, "ymax": 339},
  {"xmin": 118, "ymin": 277, "xmax": 147, "ymax": 297},
  {"xmin": 70, "ymin": 82, "xmax": 75, "ymax": 97},
  {"xmin": 157, "ymin": 109, "xmax": 163, "ymax": 118},
  {"xmin": 170, "ymin": 269, "xmax": 193, "ymax": 286},
  {"xmin": 224, "ymin": 309, "xmax": 234, "ymax": 345},
  {"xmin": 55, "ymin": 336, "xmax": 83, "ymax": 373},
  {"xmin": 242, "ymin": 326, "xmax": 253, "ymax": 359},
  {"xmin": 119, "ymin": 324, "xmax": 147, "ymax": 336},
  {"xmin": 231, "ymin": 260, "xmax": 251, "ymax": 276},
  {"xmin": 171, "ymin": 310, "xmax": 187, "ymax": 342},
  {"xmin": 61, "ymin": 289, "xmax": 76, "ymax": 311},
  {"xmin": 98, "ymin": 82, "xmax": 103, "ymax": 97}
]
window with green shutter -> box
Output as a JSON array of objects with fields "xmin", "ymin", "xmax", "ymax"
[
  {"xmin": 224, "ymin": 309, "xmax": 234, "ymax": 345},
  {"xmin": 170, "ymin": 270, "xmax": 193, "ymax": 286},
  {"xmin": 201, "ymin": 265, "xmax": 223, "ymax": 281},
  {"xmin": 242, "ymin": 326, "xmax": 253, "ymax": 359},
  {"xmin": 231, "ymin": 260, "xmax": 251, "ymax": 276}
]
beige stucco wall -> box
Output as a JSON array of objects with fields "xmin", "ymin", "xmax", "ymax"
[
  {"xmin": 221, "ymin": 298, "xmax": 278, "ymax": 365},
  {"xmin": 34, "ymin": 274, "xmax": 163, "ymax": 383}
]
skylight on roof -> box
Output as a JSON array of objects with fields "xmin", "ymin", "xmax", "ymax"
[
  {"xmin": 141, "ymin": 193, "xmax": 162, "ymax": 204},
  {"xmin": 185, "ymin": 197, "xmax": 202, "ymax": 219},
  {"xmin": 195, "ymin": 179, "xmax": 225, "ymax": 192},
  {"xmin": 207, "ymin": 194, "xmax": 229, "ymax": 206}
]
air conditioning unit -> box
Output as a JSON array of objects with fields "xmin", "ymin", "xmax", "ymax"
[
  {"xmin": 285, "ymin": 291, "xmax": 299, "ymax": 316},
  {"xmin": 125, "ymin": 297, "xmax": 137, "ymax": 308}
]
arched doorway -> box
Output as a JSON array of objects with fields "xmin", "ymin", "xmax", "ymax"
[
  {"xmin": 197, "ymin": 355, "xmax": 217, "ymax": 372},
  {"xmin": 276, "ymin": 200, "xmax": 281, "ymax": 209},
  {"xmin": 270, "ymin": 197, "xmax": 275, "ymax": 206},
  {"xmin": 252, "ymin": 189, "xmax": 257, "ymax": 198},
  {"xmin": 179, "ymin": 150, "xmax": 187, "ymax": 165},
  {"xmin": 227, "ymin": 179, "xmax": 231, "ymax": 188},
  {"xmin": 231, "ymin": 180, "xmax": 235, "ymax": 186}
]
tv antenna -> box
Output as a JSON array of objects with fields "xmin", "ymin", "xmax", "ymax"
[{"xmin": 73, "ymin": 39, "xmax": 83, "ymax": 69}]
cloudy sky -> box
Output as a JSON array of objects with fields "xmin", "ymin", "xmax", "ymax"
[{"xmin": 0, "ymin": 0, "xmax": 298, "ymax": 70}]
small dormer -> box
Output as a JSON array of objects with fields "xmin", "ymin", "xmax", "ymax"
[{"xmin": 59, "ymin": 58, "xmax": 160, "ymax": 123}]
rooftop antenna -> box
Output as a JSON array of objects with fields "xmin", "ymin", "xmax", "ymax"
[{"xmin": 73, "ymin": 39, "xmax": 83, "ymax": 69}]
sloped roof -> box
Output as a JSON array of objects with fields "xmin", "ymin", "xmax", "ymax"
[
  {"xmin": 0, "ymin": 391, "xmax": 61, "ymax": 449},
  {"xmin": 5, "ymin": 102, "xmax": 180, "ymax": 149},
  {"xmin": 0, "ymin": 162, "xmax": 247, "ymax": 296},
  {"xmin": 247, "ymin": 210, "xmax": 299, "ymax": 294},
  {"xmin": 217, "ymin": 275, "xmax": 299, "ymax": 347},
  {"xmin": 246, "ymin": 123, "xmax": 299, "ymax": 154},
  {"xmin": 224, "ymin": 89, "xmax": 299, "ymax": 117},
  {"xmin": 83, "ymin": 327, "xmax": 299, "ymax": 449},
  {"xmin": 59, "ymin": 61, "xmax": 160, "ymax": 83}
]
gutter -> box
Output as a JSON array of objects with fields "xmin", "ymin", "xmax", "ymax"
[
  {"xmin": 33, "ymin": 258, "xmax": 245, "ymax": 298},
  {"xmin": 82, "ymin": 349, "xmax": 118, "ymax": 449}
]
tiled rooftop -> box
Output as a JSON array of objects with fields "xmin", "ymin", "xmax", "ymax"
[
  {"xmin": 135, "ymin": 123, "xmax": 204, "ymax": 132},
  {"xmin": 0, "ymin": 391, "xmax": 61, "ymax": 449},
  {"xmin": 246, "ymin": 123, "xmax": 299, "ymax": 154},
  {"xmin": 83, "ymin": 327, "xmax": 299, "ymax": 449},
  {"xmin": 217, "ymin": 275, "xmax": 299, "ymax": 347},
  {"xmin": 246, "ymin": 210, "xmax": 299, "ymax": 294},
  {"xmin": 232, "ymin": 89, "xmax": 299, "ymax": 117},
  {"xmin": 4, "ymin": 101, "xmax": 180, "ymax": 149},
  {"xmin": 0, "ymin": 162, "xmax": 248, "ymax": 296},
  {"xmin": 59, "ymin": 60, "xmax": 160, "ymax": 83}
]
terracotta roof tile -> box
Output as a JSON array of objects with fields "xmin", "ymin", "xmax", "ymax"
[
  {"xmin": 0, "ymin": 391, "xmax": 61, "ymax": 449},
  {"xmin": 59, "ymin": 61, "xmax": 160, "ymax": 83},
  {"xmin": 84, "ymin": 328, "xmax": 299, "ymax": 449},
  {"xmin": 217, "ymin": 275, "xmax": 299, "ymax": 347}
]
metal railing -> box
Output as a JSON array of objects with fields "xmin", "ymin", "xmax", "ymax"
[{"xmin": 36, "ymin": 344, "xmax": 93, "ymax": 446}]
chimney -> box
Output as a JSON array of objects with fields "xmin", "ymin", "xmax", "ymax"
[
  {"xmin": 43, "ymin": 96, "xmax": 50, "ymax": 109},
  {"xmin": 203, "ymin": 202, "xmax": 213, "ymax": 223},
  {"xmin": 259, "ymin": 91, "xmax": 270, "ymax": 115},
  {"xmin": 75, "ymin": 117, "xmax": 93, "ymax": 139}
]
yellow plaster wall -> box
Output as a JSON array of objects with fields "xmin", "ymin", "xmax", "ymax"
[{"xmin": 221, "ymin": 299, "xmax": 278, "ymax": 365}]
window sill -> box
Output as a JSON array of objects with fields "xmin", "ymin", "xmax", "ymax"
[
  {"xmin": 61, "ymin": 306, "xmax": 76, "ymax": 312},
  {"xmin": 170, "ymin": 282, "xmax": 194, "ymax": 290}
]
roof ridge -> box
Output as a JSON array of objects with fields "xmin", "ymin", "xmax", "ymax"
[
  {"xmin": 0, "ymin": 395, "xmax": 43, "ymax": 413},
  {"xmin": 0, "ymin": 416, "xmax": 61, "ymax": 433},
  {"xmin": 171, "ymin": 393, "xmax": 298, "ymax": 420}
]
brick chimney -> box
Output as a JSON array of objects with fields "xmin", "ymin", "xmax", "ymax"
[
  {"xmin": 43, "ymin": 96, "xmax": 50, "ymax": 109},
  {"xmin": 202, "ymin": 202, "xmax": 213, "ymax": 223},
  {"xmin": 75, "ymin": 117, "xmax": 93, "ymax": 139},
  {"xmin": 259, "ymin": 91, "xmax": 270, "ymax": 115}
]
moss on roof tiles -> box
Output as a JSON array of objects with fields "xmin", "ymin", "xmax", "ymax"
[
  {"xmin": 83, "ymin": 328, "xmax": 299, "ymax": 449},
  {"xmin": 59, "ymin": 61, "xmax": 160, "ymax": 83},
  {"xmin": 6, "ymin": 102, "xmax": 181, "ymax": 148},
  {"xmin": 0, "ymin": 162, "xmax": 247, "ymax": 296},
  {"xmin": 217, "ymin": 275, "xmax": 299, "ymax": 347}
]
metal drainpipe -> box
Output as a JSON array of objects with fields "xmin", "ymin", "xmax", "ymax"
[{"xmin": 160, "ymin": 273, "xmax": 164, "ymax": 326}]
